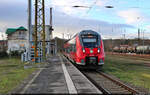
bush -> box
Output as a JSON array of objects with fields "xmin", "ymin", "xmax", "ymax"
[
  {"xmin": 10, "ymin": 51, "xmax": 22, "ymax": 57},
  {"xmin": 0, "ymin": 51, "xmax": 8, "ymax": 58}
]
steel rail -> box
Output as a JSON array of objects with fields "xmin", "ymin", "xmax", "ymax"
[
  {"xmin": 98, "ymin": 72, "xmax": 140, "ymax": 95},
  {"xmin": 63, "ymin": 54, "xmax": 141, "ymax": 94}
]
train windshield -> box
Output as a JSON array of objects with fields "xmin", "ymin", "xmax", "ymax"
[
  {"xmin": 83, "ymin": 38, "xmax": 96, "ymax": 43},
  {"xmin": 81, "ymin": 35, "xmax": 99, "ymax": 48}
]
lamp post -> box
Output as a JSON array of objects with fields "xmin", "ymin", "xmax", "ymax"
[{"xmin": 111, "ymin": 26, "xmax": 114, "ymax": 54}]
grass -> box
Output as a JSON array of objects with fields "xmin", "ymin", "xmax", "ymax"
[
  {"xmin": 103, "ymin": 54, "xmax": 150, "ymax": 91},
  {"xmin": 0, "ymin": 57, "xmax": 36, "ymax": 94}
]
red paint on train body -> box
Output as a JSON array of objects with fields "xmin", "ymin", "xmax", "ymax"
[{"xmin": 63, "ymin": 30, "xmax": 105, "ymax": 68}]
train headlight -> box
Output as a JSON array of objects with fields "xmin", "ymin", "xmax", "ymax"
[
  {"xmin": 82, "ymin": 48, "xmax": 85, "ymax": 53},
  {"xmin": 98, "ymin": 48, "xmax": 101, "ymax": 53}
]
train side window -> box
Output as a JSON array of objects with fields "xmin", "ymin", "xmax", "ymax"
[
  {"xmin": 70, "ymin": 44, "xmax": 74, "ymax": 52},
  {"xmin": 67, "ymin": 48, "xmax": 69, "ymax": 53},
  {"xmin": 72, "ymin": 45, "xmax": 74, "ymax": 52},
  {"xmin": 71, "ymin": 44, "xmax": 74, "ymax": 52},
  {"xmin": 68, "ymin": 47, "xmax": 70, "ymax": 53},
  {"xmin": 70, "ymin": 45, "xmax": 72, "ymax": 52},
  {"xmin": 74, "ymin": 41, "xmax": 76, "ymax": 52}
]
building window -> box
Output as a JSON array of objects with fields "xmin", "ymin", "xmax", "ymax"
[{"xmin": 19, "ymin": 31, "xmax": 22, "ymax": 35}]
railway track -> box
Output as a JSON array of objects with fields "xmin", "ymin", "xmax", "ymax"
[
  {"xmin": 82, "ymin": 70, "xmax": 140, "ymax": 95},
  {"xmin": 63, "ymin": 55, "xmax": 142, "ymax": 95}
]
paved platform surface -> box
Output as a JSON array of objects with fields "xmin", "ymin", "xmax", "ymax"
[{"xmin": 13, "ymin": 55, "xmax": 102, "ymax": 94}]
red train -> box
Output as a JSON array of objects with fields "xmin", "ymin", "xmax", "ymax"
[{"xmin": 63, "ymin": 30, "xmax": 105, "ymax": 69}]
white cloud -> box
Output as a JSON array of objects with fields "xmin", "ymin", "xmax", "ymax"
[
  {"xmin": 0, "ymin": 0, "xmax": 145, "ymax": 40},
  {"xmin": 95, "ymin": 0, "xmax": 104, "ymax": 6},
  {"xmin": 118, "ymin": 9, "xmax": 147, "ymax": 25},
  {"xmin": 0, "ymin": 0, "xmax": 26, "ymax": 4},
  {"xmin": 50, "ymin": 9, "xmax": 134, "ymax": 39},
  {"xmin": 145, "ymin": 25, "xmax": 150, "ymax": 30}
]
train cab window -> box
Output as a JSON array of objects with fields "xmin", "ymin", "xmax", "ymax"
[
  {"xmin": 81, "ymin": 35, "xmax": 99, "ymax": 48},
  {"xmin": 83, "ymin": 38, "xmax": 96, "ymax": 43}
]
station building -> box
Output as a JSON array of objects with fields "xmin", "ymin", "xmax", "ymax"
[{"xmin": 6, "ymin": 26, "xmax": 28, "ymax": 54}]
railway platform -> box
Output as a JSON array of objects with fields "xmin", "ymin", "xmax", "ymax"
[{"xmin": 12, "ymin": 54, "xmax": 102, "ymax": 94}]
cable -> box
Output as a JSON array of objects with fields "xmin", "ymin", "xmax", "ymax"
[{"xmin": 86, "ymin": 0, "xmax": 98, "ymax": 14}]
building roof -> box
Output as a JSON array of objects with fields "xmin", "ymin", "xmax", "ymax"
[
  {"xmin": 6, "ymin": 26, "xmax": 27, "ymax": 35},
  {"xmin": 6, "ymin": 28, "xmax": 17, "ymax": 35},
  {"xmin": 17, "ymin": 26, "xmax": 27, "ymax": 31}
]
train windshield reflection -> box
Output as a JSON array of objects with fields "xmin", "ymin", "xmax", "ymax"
[{"xmin": 82, "ymin": 37, "xmax": 98, "ymax": 48}]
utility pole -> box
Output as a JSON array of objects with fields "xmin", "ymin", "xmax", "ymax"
[
  {"xmin": 34, "ymin": 0, "xmax": 38, "ymax": 62},
  {"xmin": 123, "ymin": 29, "xmax": 126, "ymax": 45},
  {"xmin": 111, "ymin": 26, "xmax": 113, "ymax": 54},
  {"xmin": 28, "ymin": 0, "xmax": 32, "ymax": 62},
  {"xmin": 55, "ymin": 38, "xmax": 57, "ymax": 54},
  {"xmin": 62, "ymin": 33, "xmax": 64, "ymax": 39},
  {"xmin": 42, "ymin": 0, "xmax": 46, "ymax": 59},
  {"xmin": 49, "ymin": 7, "xmax": 54, "ymax": 55},
  {"xmin": 137, "ymin": 16, "xmax": 140, "ymax": 45},
  {"xmin": 142, "ymin": 30, "xmax": 145, "ymax": 54},
  {"xmin": 49, "ymin": 7, "xmax": 53, "ymax": 39},
  {"xmin": 1, "ymin": 34, "xmax": 4, "ymax": 51},
  {"xmin": 138, "ymin": 28, "xmax": 140, "ymax": 45},
  {"xmin": 34, "ymin": 0, "xmax": 46, "ymax": 62}
]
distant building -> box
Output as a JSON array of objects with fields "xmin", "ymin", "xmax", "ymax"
[
  {"xmin": 29, "ymin": 25, "xmax": 53, "ymax": 55},
  {"xmin": 6, "ymin": 26, "xmax": 28, "ymax": 53},
  {"xmin": 30, "ymin": 25, "xmax": 52, "ymax": 41},
  {"xmin": 50, "ymin": 37, "xmax": 68, "ymax": 54},
  {"xmin": 0, "ymin": 40, "xmax": 7, "ymax": 52}
]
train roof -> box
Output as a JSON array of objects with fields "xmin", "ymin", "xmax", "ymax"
[
  {"xmin": 71, "ymin": 30, "xmax": 100, "ymax": 38},
  {"xmin": 64, "ymin": 30, "xmax": 100, "ymax": 44},
  {"xmin": 79, "ymin": 30, "xmax": 100, "ymax": 36}
]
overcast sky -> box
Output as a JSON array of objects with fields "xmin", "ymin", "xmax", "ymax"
[{"xmin": 0, "ymin": 0, "xmax": 150, "ymax": 40}]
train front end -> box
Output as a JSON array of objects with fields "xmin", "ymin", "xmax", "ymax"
[{"xmin": 76, "ymin": 30, "xmax": 105, "ymax": 68}]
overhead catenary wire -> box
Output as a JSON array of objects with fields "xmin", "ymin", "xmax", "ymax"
[{"xmin": 70, "ymin": 0, "xmax": 99, "ymax": 38}]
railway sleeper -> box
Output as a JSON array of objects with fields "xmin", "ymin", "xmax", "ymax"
[
  {"xmin": 110, "ymin": 91, "xmax": 131, "ymax": 94},
  {"xmin": 104, "ymin": 86, "xmax": 126, "ymax": 90}
]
